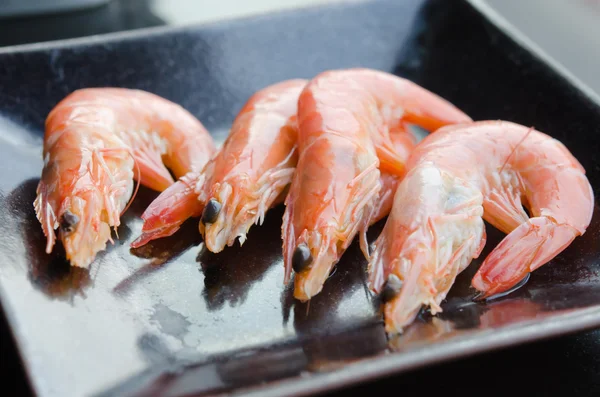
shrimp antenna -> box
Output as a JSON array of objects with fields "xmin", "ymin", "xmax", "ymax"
[{"xmin": 499, "ymin": 126, "xmax": 535, "ymax": 173}]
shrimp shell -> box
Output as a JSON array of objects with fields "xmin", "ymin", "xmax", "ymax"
[
  {"xmin": 369, "ymin": 120, "xmax": 594, "ymax": 334},
  {"xmin": 34, "ymin": 88, "xmax": 216, "ymax": 268}
]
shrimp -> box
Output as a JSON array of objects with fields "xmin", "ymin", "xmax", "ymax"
[
  {"xmin": 198, "ymin": 79, "xmax": 309, "ymax": 253},
  {"xmin": 369, "ymin": 120, "xmax": 594, "ymax": 334},
  {"xmin": 131, "ymin": 79, "xmax": 308, "ymax": 250},
  {"xmin": 34, "ymin": 88, "xmax": 216, "ymax": 268},
  {"xmin": 282, "ymin": 68, "xmax": 473, "ymax": 301}
]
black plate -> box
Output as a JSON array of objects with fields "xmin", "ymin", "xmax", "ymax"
[{"xmin": 1, "ymin": 1, "xmax": 599, "ymax": 396}]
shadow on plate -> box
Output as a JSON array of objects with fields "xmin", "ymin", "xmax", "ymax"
[
  {"xmin": 113, "ymin": 218, "xmax": 204, "ymax": 297},
  {"xmin": 198, "ymin": 205, "xmax": 286, "ymax": 311},
  {"xmin": 3, "ymin": 178, "xmax": 90, "ymax": 300},
  {"xmin": 110, "ymin": 184, "xmax": 204, "ymax": 295}
]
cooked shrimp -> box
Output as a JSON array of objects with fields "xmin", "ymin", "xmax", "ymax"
[
  {"xmin": 199, "ymin": 79, "xmax": 309, "ymax": 253},
  {"xmin": 369, "ymin": 120, "xmax": 594, "ymax": 334},
  {"xmin": 282, "ymin": 68, "xmax": 473, "ymax": 301},
  {"xmin": 131, "ymin": 79, "xmax": 308, "ymax": 250},
  {"xmin": 34, "ymin": 88, "xmax": 216, "ymax": 268}
]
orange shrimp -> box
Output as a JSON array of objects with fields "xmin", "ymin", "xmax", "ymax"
[
  {"xmin": 282, "ymin": 68, "xmax": 473, "ymax": 301},
  {"xmin": 131, "ymin": 79, "xmax": 307, "ymax": 250},
  {"xmin": 129, "ymin": 169, "xmax": 206, "ymax": 248},
  {"xmin": 34, "ymin": 88, "xmax": 216, "ymax": 268},
  {"xmin": 198, "ymin": 79, "xmax": 429, "ymax": 253},
  {"xmin": 369, "ymin": 120, "xmax": 594, "ymax": 334},
  {"xmin": 198, "ymin": 79, "xmax": 307, "ymax": 253}
]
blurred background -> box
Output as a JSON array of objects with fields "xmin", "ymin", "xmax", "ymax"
[{"xmin": 1, "ymin": 0, "xmax": 599, "ymax": 95}]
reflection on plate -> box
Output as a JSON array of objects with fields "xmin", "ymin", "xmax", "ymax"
[{"xmin": 0, "ymin": 0, "xmax": 599, "ymax": 396}]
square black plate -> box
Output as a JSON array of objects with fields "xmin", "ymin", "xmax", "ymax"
[{"xmin": 1, "ymin": 1, "xmax": 599, "ymax": 396}]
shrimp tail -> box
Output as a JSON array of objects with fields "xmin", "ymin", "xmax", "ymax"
[
  {"xmin": 33, "ymin": 180, "xmax": 57, "ymax": 254},
  {"xmin": 129, "ymin": 142, "xmax": 175, "ymax": 192},
  {"xmin": 472, "ymin": 217, "xmax": 579, "ymax": 299},
  {"xmin": 375, "ymin": 142, "xmax": 406, "ymax": 176},
  {"xmin": 483, "ymin": 188, "xmax": 530, "ymax": 234},
  {"xmin": 131, "ymin": 171, "xmax": 205, "ymax": 248}
]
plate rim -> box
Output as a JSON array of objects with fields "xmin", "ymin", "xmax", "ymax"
[
  {"xmin": 0, "ymin": 0, "xmax": 353, "ymax": 55},
  {"xmin": 1, "ymin": 1, "xmax": 600, "ymax": 396},
  {"xmin": 96, "ymin": 306, "xmax": 600, "ymax": 397},
  {"xmin": 243, "ymin": 307, "xmax": 600, "ymax": 397},
  {"xmin": 467, "ymin": 0, "xmax": 600, "ymax": 106},
  {"xmin": 0, "ymin": 0, "xmax": 598, "ymax": 108}
]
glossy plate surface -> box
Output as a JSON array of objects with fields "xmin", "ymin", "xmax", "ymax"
[{"xmin": 0, "ymin": 1, "xmax": 599, "ymax": 396}]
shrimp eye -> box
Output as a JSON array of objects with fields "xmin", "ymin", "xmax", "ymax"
[
  {"xmin": 202, "ymin": 199, "xmax": 222, "ymax": 224},
  {"xmin": 60, "ymin": 210, "xmax": 79, "ymax": 234},
  {"xmin": 292, "ymin": 244, "xmax": 312, "ymax": 273},
  {"xmin": 381, "ymin": 274, "xmax": 403, "ymax": 303}
]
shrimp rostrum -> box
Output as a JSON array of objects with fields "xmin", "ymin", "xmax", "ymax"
[
  {"xmin": 369, "ymin": 120, "xmax": 594, "ymax": 334},
  {"xmin": 35, "ymin": 88, "xmax": 216, "ymax": 268}
]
